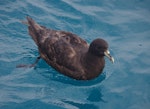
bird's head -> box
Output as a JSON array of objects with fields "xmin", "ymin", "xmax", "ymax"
[{"xmin": 89, "ymin": 38, "xmax": 114, "ymax": 63}]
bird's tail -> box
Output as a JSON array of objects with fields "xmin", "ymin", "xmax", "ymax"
[{"xmin": 23, "ymin": 16, "xmax": 44, "ymax": 45}]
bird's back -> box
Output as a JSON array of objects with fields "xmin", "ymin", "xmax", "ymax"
[{"xmin": 27, "ymin": 17, "xmax": 89, "ymax": 79}]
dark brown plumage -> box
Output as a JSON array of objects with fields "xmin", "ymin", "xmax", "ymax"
[{"xmin": 24, "ymin": 16, "xmax": 114, "ymax": 80}]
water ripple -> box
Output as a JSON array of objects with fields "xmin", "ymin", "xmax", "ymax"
[{"xmin": 0, "ymin": 0, "xmax": 150, "ymax": 109}]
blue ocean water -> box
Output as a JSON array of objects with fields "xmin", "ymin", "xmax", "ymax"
[{"xmin": 0, "ymin": 0, "xmax": 150, "ymax": 109}]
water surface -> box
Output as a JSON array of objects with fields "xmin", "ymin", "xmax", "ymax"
[{"xmin": 0, "ymin": 0, "xmax": 150, "ymax": 109}]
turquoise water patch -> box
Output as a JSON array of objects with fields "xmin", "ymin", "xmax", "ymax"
[{"xmin": 0, "ymin": 0, "xmax": 150, "ymax": 109}]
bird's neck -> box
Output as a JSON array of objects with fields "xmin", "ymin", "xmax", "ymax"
[{"xmin": 81, "ymin": 51, "xmax": 105, "ymax": 79}]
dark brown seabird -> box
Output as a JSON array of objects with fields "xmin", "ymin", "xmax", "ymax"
[{"xmin": 19, "ymin": 16, "xmax": 114, "ymax": 80}]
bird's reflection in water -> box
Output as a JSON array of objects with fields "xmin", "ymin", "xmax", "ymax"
[{"xmin": 87, "ymin": 88, "xmax": 106, "ymax": 103}]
